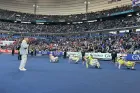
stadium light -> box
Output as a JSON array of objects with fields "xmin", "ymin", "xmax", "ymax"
[
  {"xmin": 84, "ymin": 0, "xmax": 90, "ymax": 13},
  {"xmin": 33, "ymin": 4, "xmax": 39, "ymax": 8},
  {"xmin": 33, "ymin": 4, "xmax": 39, "ymax": 15},
  {"xmin": 84, "ymin": 0, "xmax": 90, "ymax": 20},
  {"xmin": 84, "ymin": 1, "xmax": 90, "ymax": 4}
]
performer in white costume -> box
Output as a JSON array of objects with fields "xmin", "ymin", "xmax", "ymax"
[
  {"xmin": 49, "ymin": 53, "xmax": 59, "ymax": 63},
  {"xmin": 69, "ymin": 55, "xmax": 80, "ymax": 64},
  {"xmin": 19, "ymin": 38, "xmax": 29, "ymax": 71},
  {"xmin": 85, "ymin": 55, "xmax": 100, "ymax": 69}
]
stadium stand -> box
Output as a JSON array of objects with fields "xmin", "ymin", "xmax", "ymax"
[{"xmin": 0, "ymin": 0, "xmax": 139, "ymax": 54}]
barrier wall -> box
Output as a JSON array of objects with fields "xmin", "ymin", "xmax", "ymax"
[
  {"xmin": 67, "ymin": 52, "xmax": 128, "ymax": 60},
  {"xmin": 67, "ymin": 52, "xmax": 112, "ymax": 60},
  {"xmin": 126, "ymin": 54, "xmax": 140, "ymax": 61},
  {"xmin": 0, "ymin": 41, "xmax": 15, "ymax": 46},
  {"xmin": 1, "ymin": 49, "xmax": 138, "ymax": 61},
  {"xmin": 36, "ymin": 51, "xmax": 63, "ymax": 56},
  {"xmin": 0, "ymin": 49, "xmax": 18, "ymax": 54}
]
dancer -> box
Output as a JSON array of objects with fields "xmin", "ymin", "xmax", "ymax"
[
  {"xmin": 19, "ymin": 38, "xmax": 29, "ymax": 71},
  {"xmin": 125, "ymin": 61, "xmax": 135, "ymax": 69},
  {"xmin": 85, "ymin": 54, "xmax": 100, "ymax": 69},
  {"xmin": 116, "ymin": 56, "xmax": 135, "ymax": 70},
  {"xmin": 49, "ymin": 52, "xmax": 59, "ymax": 63},
  {"xmin": 69, "ymin": 54, "xmax": 80, "ymax": 64}
]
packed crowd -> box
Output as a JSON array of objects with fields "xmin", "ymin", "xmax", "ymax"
[
  {"xmin": 0, "ymin": 5, "xmax": 138, "ymax": 22},
  {"xmin": 0, "ymin": 32, "xmax": 140, "ymax": 54},
  {"xmin": 0, "ymin": 15, "xmax": 139, "ymax": 33}
]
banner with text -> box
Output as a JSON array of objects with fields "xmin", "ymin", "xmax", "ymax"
[
  {"xmin": 126, "ymin": 54, "xmax": 140, "ymax": 61},
  {"xmin": 0, "ymin": 49, "xmax": 18, "ymax": 54},
  {"xmin": 86, "ymin": 53, "xmax": 112, "ymax": 60},
  {"xmin": 36, "ymin": 51, "xmax": 63, "ymax": 56},
  {"xmin": 67, "ymin": 52, "xmax": 112, "ymax": 60},
  {"xmin": 67, "ymin": 52, "xmax": 82, "ymax": 58},
  {"xmin": 0, "ymin": 41, "xmax": 15, "ymax": 46}
]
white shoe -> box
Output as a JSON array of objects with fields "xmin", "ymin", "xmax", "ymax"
[
  {"xmin": 19, "ymin": 68, "xmax": 27, "ymax": 71},
  {"xmin": 22, "ymin": 68, "xmax": 27, "ymax": 70}
]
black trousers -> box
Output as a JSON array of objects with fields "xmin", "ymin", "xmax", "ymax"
[
  {"xmin": 31, "ymin": 52, "xmax": 33, "ymax": 56},
  {"xmin": 63, "ymin": 52, "xmax": 67, "ymax": 59},
  {"xmin": 12, "ymin": 52, "xmax": 14, "ymax": 56},
  {"xmin": 82, "ymin": 56, "xmax": 85, "ymax": 62},
  {"xmin": 112, "ymin": 56, "xmax": 116, "ymax": 63},
  {"xmin": 34, "ymin": 52, "xmax": 36, "ymax": 56},
  {"xmin": 18, "ymin": 54, "xmax": 21, "ymax": 60}
]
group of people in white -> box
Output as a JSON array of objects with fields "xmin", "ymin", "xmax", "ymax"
[
  {"xmin": 48, "ymin": 52, "xmax": 137, "ymax": 70},
  {"xmin": 19, "ymin": 38, "xmax": 136, "ymax": 71},
  {"xmin": 68, "ymin": 54, "xmax": 101, "ymax": 68},
  {"xmin": 49, "ymin": 52, "xmax": 101, "ymax": 69}
]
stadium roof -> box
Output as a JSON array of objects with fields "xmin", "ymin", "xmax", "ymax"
[{"xmin": 0, "ymin": 0, "xmax": 132, "ymax": 15}]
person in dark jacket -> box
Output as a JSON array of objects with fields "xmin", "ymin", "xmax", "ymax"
[
  {"xmin": 81, "ymin": 49, "xmax": 86, "ymax": 64},
  {"xmin": 63, "ymin": 49, "xmax": 67, "ymax": 59},
  {"xmin": 30, "ymin": 49, "xmax": 34, "ymax": 56},
  {"xmin": 111, "ymin": 50, "xmax": 117, "ymax": 63},
  {"xmin": 12, "ymin": 47, "xmax": 15, "ymax": 56},
  {"xmin": 34, "ymin": 49, "xmax": 36, "ymax": 56},
  {"xmin": 17, "ymin": 45, "xmax": 21, "ymax": 60}
]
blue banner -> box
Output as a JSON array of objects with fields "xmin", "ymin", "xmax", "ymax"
[
  {"xmin": 37, "ymin": 51, "xmax": 63, "ymax": 56},
  {"xmin": 110, "ymin": 10, "xmax": 134, "ymax": 16},
  {"xmin": 126, "ymin": 54, "xmax": 140, "ymax": 61},
  {"xmin": 36, "ymin": 20, "xmax": 46, "ymax": 22}
]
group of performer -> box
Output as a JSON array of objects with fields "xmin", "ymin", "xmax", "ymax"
[
  {"xmin": 49, "ymin": 50, "xmax": 101, "ymax": 69},
  {"xmin": 17, "ymin": 37, "xmax": 136, "ymax": 71},
  {"xmin": 68, "ymin": 54, "xmax": 101, "ymax": 68}
]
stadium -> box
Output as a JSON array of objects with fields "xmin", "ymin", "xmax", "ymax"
[{"xmin": 0, "ymin": 0, "xmax": 140, "ymax": 93}]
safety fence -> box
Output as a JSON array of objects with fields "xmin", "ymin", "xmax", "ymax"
[{"xmin": 0, "ymin": 49, "xmax": 140, "ymax": 61}]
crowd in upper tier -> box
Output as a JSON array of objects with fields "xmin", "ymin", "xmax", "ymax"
[
  {"xmin": 0, "ymin": 15, "xmax": 139, "ymax": 33},
  {"xmin": 0, "ymin": 5, "xmax": 139, "ymax": 33},
  {"xmin": 0, "ymin": 5, "xmax": 138, "ymax": 22}
]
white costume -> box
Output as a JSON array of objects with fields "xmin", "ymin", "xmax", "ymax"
[
  {"xmin": 19, "ymin": 40, "xmax": 29, "ymax": 71},
  {"xmin": 69, "ymin": 55, "xmax": 80, "ymax": 63},
  {"xmin": 90, "ymin": 59, "xmax": 100, "ymax": 66},
  {"xmin": 86, "ymin": 56, "xmax": 100, "ymax": 68},
  {"xmin": 49, "ymin": 53, "xmax": 59, "ymax": 63}
]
